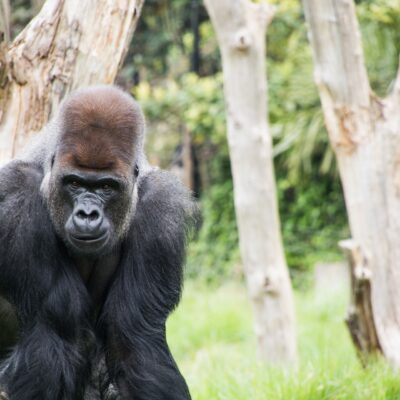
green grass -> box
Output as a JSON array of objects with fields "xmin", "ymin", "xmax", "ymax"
[{"xmin": 167, "ymin": 281, "xmax": 400, "ymax": 400}]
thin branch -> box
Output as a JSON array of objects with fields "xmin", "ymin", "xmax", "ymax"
[{"xmin": 0, "ymin": 0, "xmax": 10, "ymax": 43}]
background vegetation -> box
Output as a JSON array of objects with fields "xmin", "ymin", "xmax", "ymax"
[{"xmin": 125, "ymin": 0, "xmax": 399, "ymax": 285}]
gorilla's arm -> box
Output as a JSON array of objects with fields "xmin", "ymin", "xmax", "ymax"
[
  {"xmin": 102, "ymin": 170, "xmax": 193, "ymax": 400},
  {"xmin": 0, "ymin": 162, "xmax": 91, "ymax": 400}
]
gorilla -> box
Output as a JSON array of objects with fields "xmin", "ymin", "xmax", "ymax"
[{"xmin": 0, "ymin": 86, "xmax": 194, "ymax": 400}]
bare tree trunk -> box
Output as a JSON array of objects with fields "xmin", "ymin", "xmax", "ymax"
[
  {"xmin": 304, "ymin": 0, "xmax": 400, "ymax": 367},
  {"xmin": 0, "ymin": 0, "xmax": 144, "ymax": 164},
  {"xmin": 203, "ymin": 0, "xmax": 297, "ymax": 366}
]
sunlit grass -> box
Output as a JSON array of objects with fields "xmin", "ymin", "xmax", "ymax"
[{"xmin": 167, "ymin": 281, "xmax": 400, "ymax": 400}]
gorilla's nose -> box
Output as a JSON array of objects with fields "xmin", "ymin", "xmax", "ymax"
[{"xmin": 73, "ymin": 204, "xmax": 103, "ymax": 236}]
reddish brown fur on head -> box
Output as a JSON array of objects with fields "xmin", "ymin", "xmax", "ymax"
[{"xmin": 57, "ymin": 86, "xmax": 144, "ymax": 175}]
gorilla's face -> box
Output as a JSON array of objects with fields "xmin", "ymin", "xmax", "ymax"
[
  {"xmin": 47, "ymin": 161, "xmax": 136, "ymax": 257},
  {"xmin": 43, "ymin": 85, "xmax": 143, "ymax": 258}
]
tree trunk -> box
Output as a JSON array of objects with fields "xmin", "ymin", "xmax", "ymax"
[
  {"xmin": 203, "ymin": 0, "xmax": 297, "ymax": 366},
  {"xmin": 304, "ymin": 0, "xmax": 400, "ymax": 367},
  {"xmin": 0, "ymin": 0, "xmax": 144, "ymax": 164}
]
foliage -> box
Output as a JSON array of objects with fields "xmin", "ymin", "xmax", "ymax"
[
  {"xmin": 277, "ymin": 172, "xmax": 349, "ymax": 287},
  {"xmin": 120, "ymin": 0, "xmax": 218, "ymax": 85},
  {"xmin": 134, "ymin": 1, "xmax": 353, "ymax": 283},
  {"xmin": 9, "ymin": 0, "xmax": 40, "ymax": 39},
  {"xmin": 135, "ymin": 74, "xmax": 240, "ymax": 282},
  {"xmin": 168, "ymin": 282, "xmax": 400, "ymax": 399},
  {"xmin": 134, "ymin": 73, "xmax": 226, "ymax": 166},
  {"xmin": 268, "ymin": 2, "xmax": 335, "ymax": 178},
  {"xmin": 357, "ymin": 0, "xmax": 400, "ymax": 96},
  {"xmin": 187, "ymin": 179, "xmax": 240, "ymax": 281}
]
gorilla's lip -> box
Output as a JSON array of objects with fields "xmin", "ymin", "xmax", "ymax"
[{"xmin": 70, "ymin": 232, "xmax": 108, "ymax": 244}]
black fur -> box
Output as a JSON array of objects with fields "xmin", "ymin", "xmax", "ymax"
[
  {"xmin": 0, "ymin": 161, "xmax": 92, "ymax": 400},
  {"xmin": 0, "ymin": 100, "xmax": 194, "ymax": 399},
  {"xmin": 101, "ymin": 171, "xmax": 192, "ymax": 400}
]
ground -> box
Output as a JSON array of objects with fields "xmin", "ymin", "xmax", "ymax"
[{"xmin": 167, "ymin": 281, "xmax": 400, "ymax": 400}]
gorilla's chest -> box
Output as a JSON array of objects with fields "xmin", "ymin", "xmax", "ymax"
[{"xmin": 73, "ymin": 250, "xmax": 121, "ymax": 312}]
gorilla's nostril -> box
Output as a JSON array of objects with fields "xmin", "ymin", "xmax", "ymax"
[
  {"xmin": 88, "ymin": 210, "xmax": 100, "ymax": 221},
  {"xmin": 77, "ymin": 210, "xmax": 87, "ymax": 220}
]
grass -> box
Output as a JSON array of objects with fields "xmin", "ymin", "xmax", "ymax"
[{"xmin": 167, "ymin": 281, "xmax": 400, "ymax": 400}]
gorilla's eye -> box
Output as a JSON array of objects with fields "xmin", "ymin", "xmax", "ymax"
[
  {"xmin": 63, "ymin": 176, "xmax": 82, "ymax": 191},
  {"xmin": 101, "ymin": 183, "xmax": 115, "ymax": 195},
  {"xmin": 134, "ymin": 164, "xmax": 139, "ymax": 177}
]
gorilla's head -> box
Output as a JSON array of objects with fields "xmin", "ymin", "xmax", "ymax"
[{"xmin": 44, "ymin": 86, "xmax": 145, "ymax": 257}]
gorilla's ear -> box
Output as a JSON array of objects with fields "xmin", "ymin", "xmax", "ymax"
[
  {"xmin": 40, "ymin": 172, "xmax": 51, "ymax": 198},
  {"xmin": 40, "ymin": 154, "xmax": 55, "ymax": 197}
]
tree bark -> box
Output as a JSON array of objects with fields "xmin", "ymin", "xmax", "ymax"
[
  {"xmin": 203, "ymin": 0, "xmax": 297, "ymax": 366},
  {"xmin": 339, "ymin": 239, "xmax": 380, "ymax": 365},
  {"xmin": 0, "ymin": 0, "xmax": 144, "ymax": 164},
  {"xmin": 304, "ymin": 0, "xmax": 400, "ymax": 366}
]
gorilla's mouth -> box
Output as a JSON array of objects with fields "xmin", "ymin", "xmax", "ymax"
[
  {"xmin": 71, "ymin": 233, "xmax": 107, "ymax": 243},
  {"xmin": 67, "ymin": 231, "xmax": 109, "ymax": 253}
]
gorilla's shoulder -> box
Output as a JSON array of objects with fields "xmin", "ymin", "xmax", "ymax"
[
  {"xmin": 133, "ymin": 169, "xmax": 196, "ymax": 239},
  {"xmin": 137, "ymin": 169, "xmax": 195, "ymax": 217},
  {"xmin": 131, "ymin": 169, "xmax": 196, "ymax": 275},
  {"xmin": 0, "ymin": 160, "xmax": 44, "ymax": 202}
]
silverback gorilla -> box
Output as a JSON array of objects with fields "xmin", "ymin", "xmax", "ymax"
[{"xmin": 0, "ymin": 86, "xmax": 193, "ymax": 400}]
